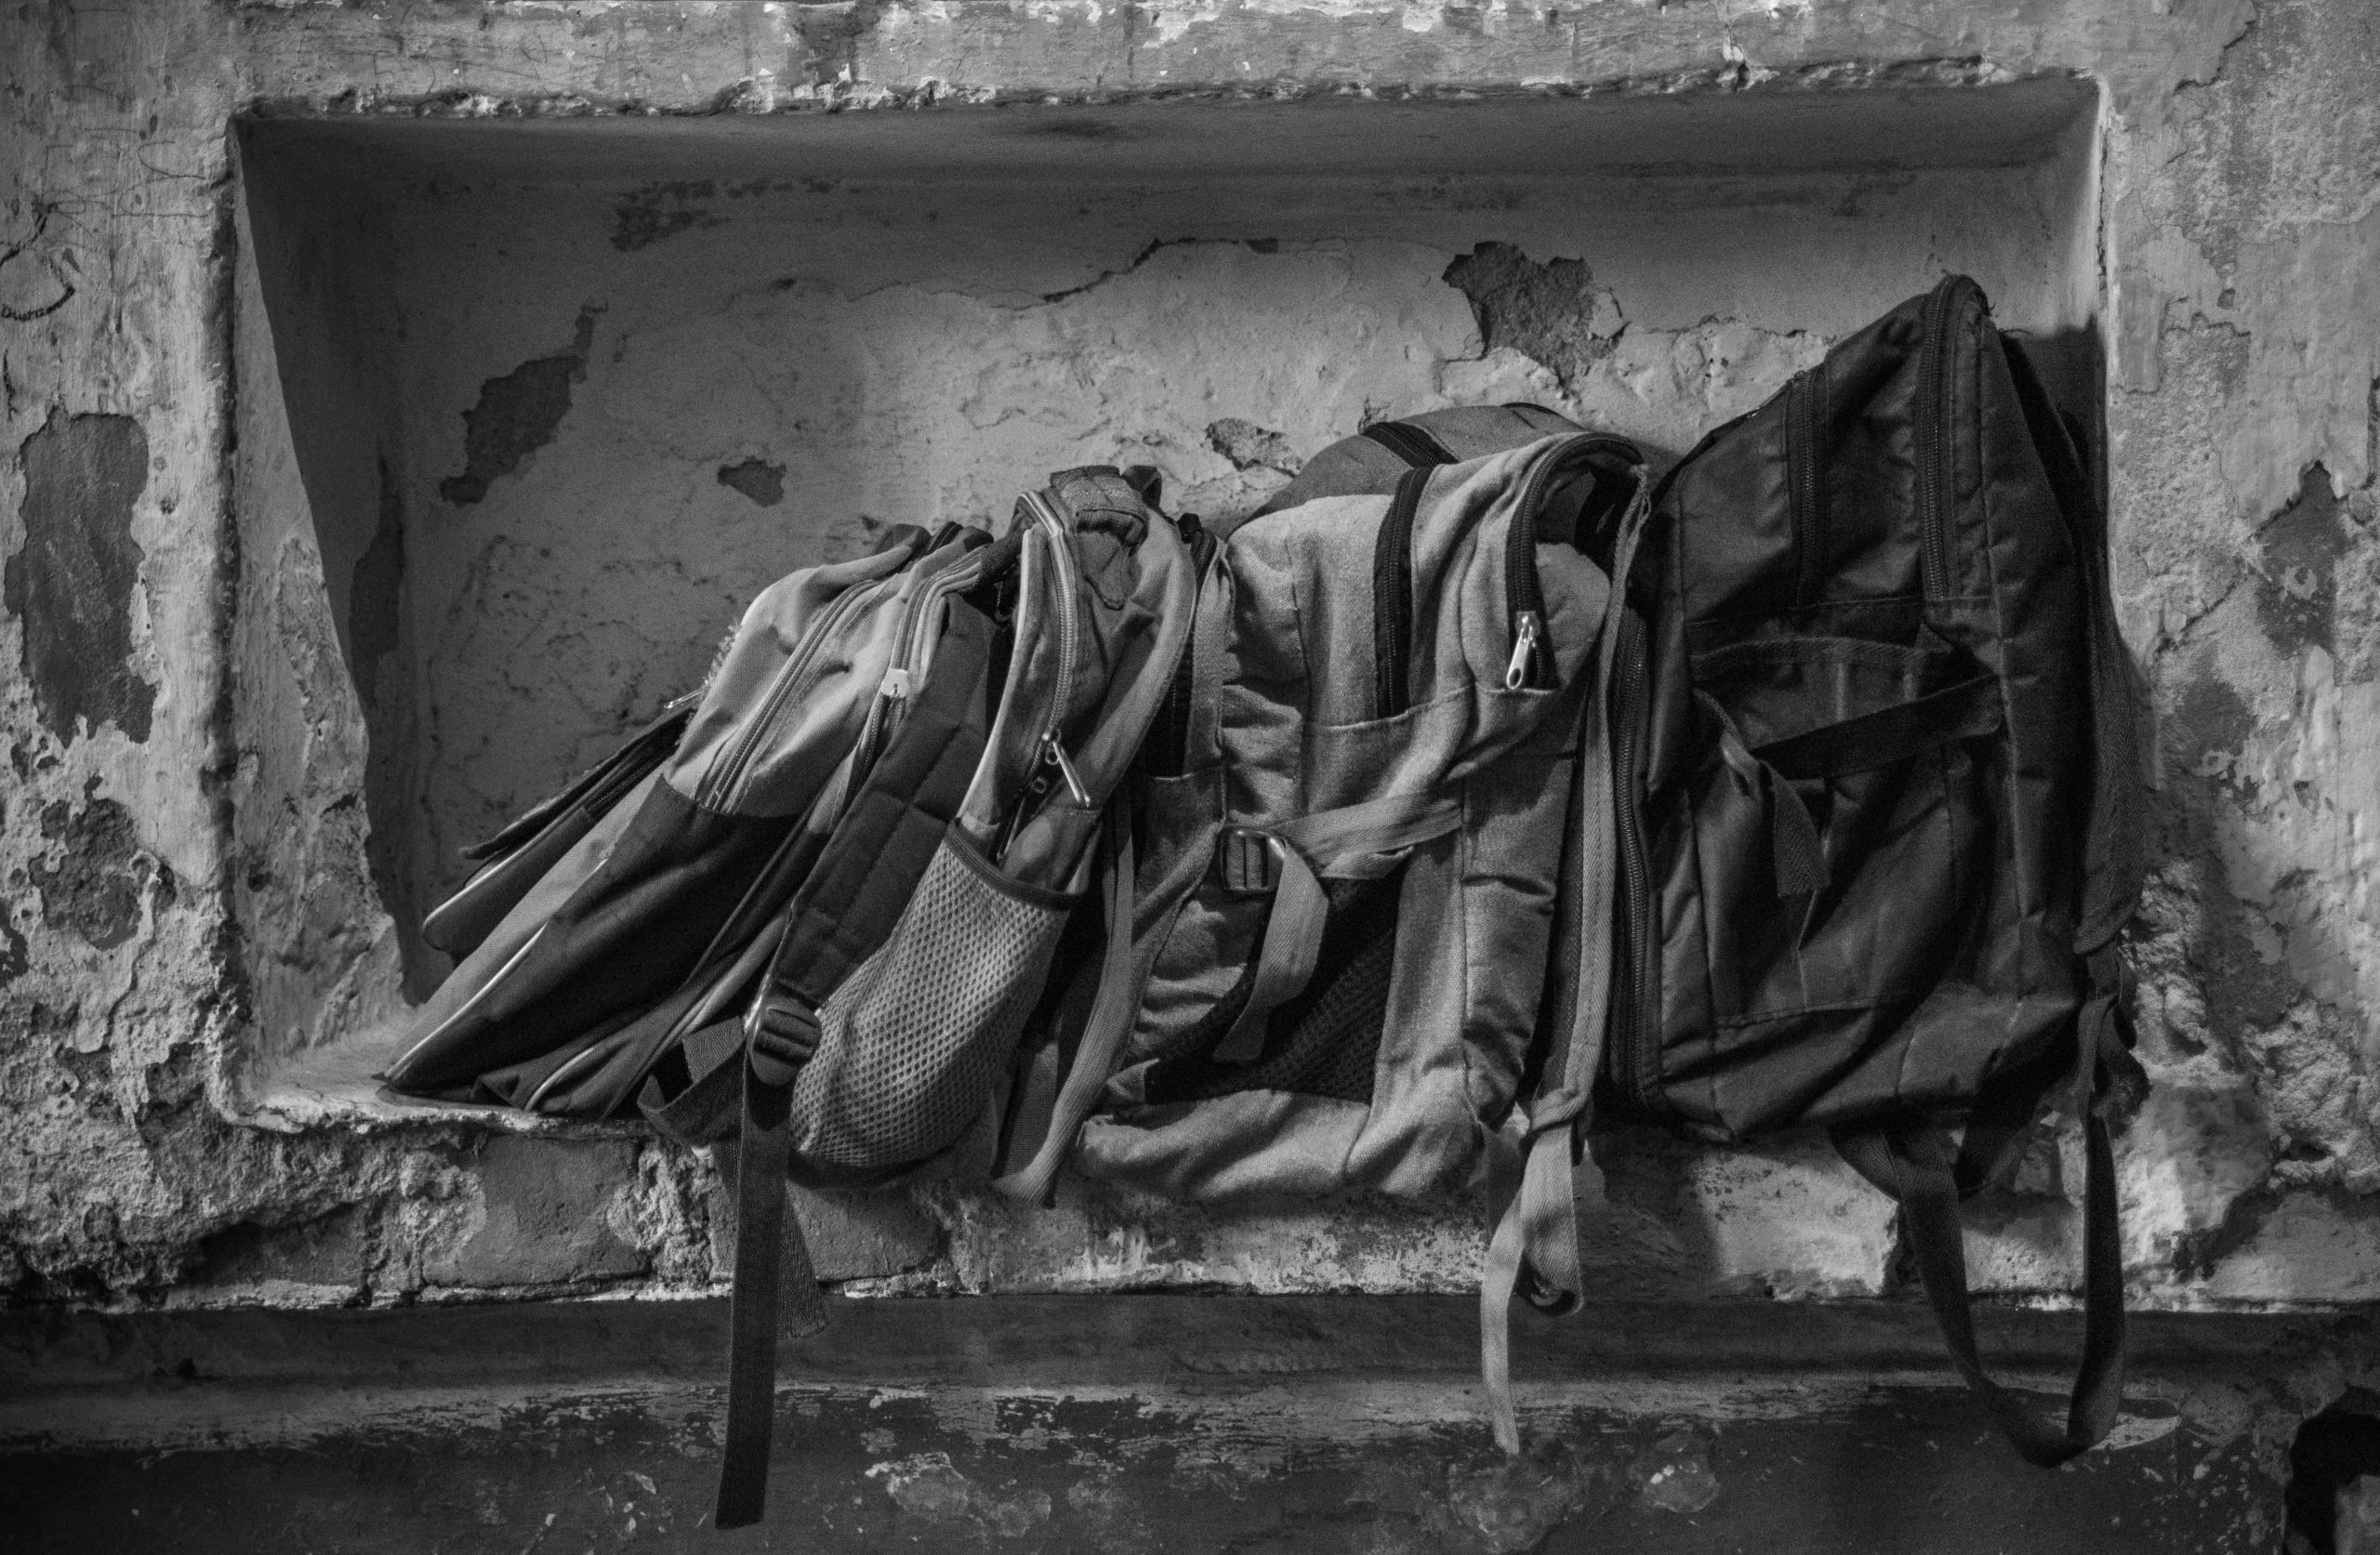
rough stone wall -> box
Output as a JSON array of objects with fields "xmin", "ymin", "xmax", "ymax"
[{"xmin": 0, "ymin": 0, "xmax": 2373, "ymax": 1418}]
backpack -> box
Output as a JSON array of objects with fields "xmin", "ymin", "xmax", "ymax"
[
  {"xmin": 381, "ymin": 466, "xmax": 1194, "ymax": 1528},
  {"xmin": 1515, "ymin": 274, "xmax": 2148, "ymax": 1464},
  {"xmin": 382, "ymin": 524, "xmax": 970, "ymax": 1110},
  {"xmin": 990, "ymin": 428, "xmax": 1641, "ymax": 1241},
  {"xmin": 627, "ymin": 468, "xmax": 1196, "ymax": 1528},
  {"xmin": 991, "ymin": 408, "xmax": 1645, "ymax": 1204}
]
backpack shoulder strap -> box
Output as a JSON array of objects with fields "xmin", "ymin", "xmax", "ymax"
[
  {"xmin": 712, "ymin": 599, "xmax": 994, "ymax": 1531},
  {"xmin": 1830, "ymin": 1026, "xmax": 2131, "ymax": 1469},
  {"xmin": 1477, "ymin": 477, "xmax": 1648, "ymax": 1455},
  {"xmin": 1998, "ymin": 336, "xmax": 2146, "ymax": 956}
]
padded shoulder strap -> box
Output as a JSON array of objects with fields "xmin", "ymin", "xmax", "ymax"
[
  {"xmin": 713, "ymin": 600, "xmax": 993, "ymax": 1532},
  {"xmin": 1999, "ymin": 337, "xmax": 2145, "ymax": 956},
  {"xmin": 1478, "ymin": 478, "xmax": 1650, "ymax": 1455}
]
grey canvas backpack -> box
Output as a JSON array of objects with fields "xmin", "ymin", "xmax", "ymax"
[{"xmin": 993, "ymin": 427, "xmax": 1644, "ymax": 1230}]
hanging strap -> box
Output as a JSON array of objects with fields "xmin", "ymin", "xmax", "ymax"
[
  {"xmin": 1828, "ymin": 997, "xmax": 2142, "ymax": 1468},
  {"xmin": 1207, "ymin": 789, "xmax": 1465, "ymax": 1064},
  {"xmin": 712, "ymin": 603, "xmax": 991, "ymax": 1532},
  {"xmin": 989, "ymin": 793, "xmax": 1139, "ymax": 1205},
  {"xmin": 1998, "ymin": 340, "xmax": 2146, "ymax": 955},
  {"xmin": 1477, "ymin": 479, "xmax": 1647, "ymax": 1455}
]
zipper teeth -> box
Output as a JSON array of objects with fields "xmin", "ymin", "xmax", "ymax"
[
  {"xmin": 851, "ymin": 559, "xmax": 980, "ymax": 783},
  {"xmin": 700, "ymin": 581, "xmax": 879, "ymax": 811},
  {"xmin": 1504, "ymin": 434, "xmax": 1602, "ymax": 685},
  {"xmin": 1153, "ymin": 524, "xmax": 1213, "ymax": 777},
  {"xmin": 1917, "ymin": 281, "xmax": 1959, "ymax": 599},
  {"xmin": 1375, "ymin": 467, "xmax": 1425, "ymax": 718},
  {"xmin": 1611, "ymin": 611, "xmax": 1660, "ymax": 1112},
  {"xmin": 1025, "ymin": 494, "xmax": 1082, "ymax": 744},
  {"xmin": 1789, "ymin": 371, "xmax": 1822, "ymax": 608},
  {"xmin": 994, "ymin": 498, "xmax": 1087, "ymax": 853}
]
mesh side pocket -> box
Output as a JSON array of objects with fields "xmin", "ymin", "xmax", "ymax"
[
  {"xmin": 788, "ymin": 837, "xmax": 1073, "ymax": 1173},
  {"xmin": 1140, "ymin": 864, "xmax": 1402, "ymax": 1106}
]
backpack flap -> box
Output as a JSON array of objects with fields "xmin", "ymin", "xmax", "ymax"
[{"xmin": 419, "ymin": 696, "xmax": 695, "ymax": 960}]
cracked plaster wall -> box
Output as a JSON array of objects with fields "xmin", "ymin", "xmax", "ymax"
[{"xmin": 0, "ymin": 5, "xmax": 2374, "ymax": 1466}]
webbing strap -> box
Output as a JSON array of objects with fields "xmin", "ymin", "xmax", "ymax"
[
  {"xmin": 712, "ymin": 604, "xmax": 991, "ymax": 1532},
  {"xmin": 1829, "ymin": 1000, "xmax": 2137, "ymax": 1468},
  {"xmin": 1695, "ymin": 666, "xmax": 2005, "ymax": 901},
  {"xmin": 990, "ymin": 795, "xmax": 1139, "ymax": 1204},
  {"xmin": 715, "ymin": 1077, "xmax": 825, "ymax": 1530},
  {"xmin": 1756, "ymin": 669, "xmax": 2003, "ymax": 781},
  {"xmin": 1698, "ymin": 692, "xmax": 1830, "ymax": 898},
  {"xmin": 1479, "ymin": 477, "xmax": 1647, "ymax": 1455},
  {"xmin": 1209, "ymin": 789, "xmax": 1464, "ymax": 1064},
  {"xmin": 1361, "ymin": 420, "xmax": 1457, "ymax": 469}
]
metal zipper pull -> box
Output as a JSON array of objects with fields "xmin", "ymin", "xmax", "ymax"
[
  {"xmin": 1505, "ymin": 611, "xmax": 1545, "ymax": 691},
  {"xmin": 1040, "ymin": 731, "xmax": 1094, "ymax": 808},
  {"xmin": 879, "ymin": 665, "xmax": 911, "ymax": 701}
]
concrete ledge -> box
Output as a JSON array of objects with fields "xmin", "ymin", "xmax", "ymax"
[
  {"xmin": 5, "ymin": 1292, "xmax": 2356, "ymax": 1429},
  {"xmin": 0, "ymin": 1295, "xmax": 2306, "ymax": 1553}
]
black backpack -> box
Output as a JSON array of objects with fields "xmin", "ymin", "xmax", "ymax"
[{"xmin": 1511, "ymin": 275, "xmax": 2148, "ymax": 1464}]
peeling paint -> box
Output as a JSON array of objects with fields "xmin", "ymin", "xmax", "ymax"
[
  {"xmin": 1441, "ymin": 241, "xmax": 1625, "ymax": 392},
  {"xmin": 714, "ymin": 456, "xmax": 785, "ymax": 507},
  {"xmin": 1204, "ymin": 416, "xmax": 1300, "ymax": 475},
  {"xmin": 34, "ymin": 784, "xmax": 161, "ymax": 953},
  {"xmin": 611, "ymin": 180, "xmax": 734, "ymax": 252},
  {"xmin": 4, "ymin": 408, "xmax": 154, "ymax": 744},
  {"xmin": 438, "ymin": 305, "xmax": 605, "ymax": 507}
]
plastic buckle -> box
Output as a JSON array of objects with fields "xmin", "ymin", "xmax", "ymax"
[
  {"xmin": 745, "ymin": 995, "xmax": 822, "ymax": 1089},
  {"xmin": 1215, "ymin": 827, "xmax": 1288, "ymax": 895}
]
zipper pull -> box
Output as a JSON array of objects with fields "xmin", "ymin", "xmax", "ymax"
[
  {"xmin": 1505, "ymin": 611, "xmax": 1545, "ymax": 691},
  {"xmin": 1040, "ymin": 731, "xmax": 1094, "ymax": 808},
  {"xmin": 879, "ymin": 666, "xmax": 911, "ymax": 701}
]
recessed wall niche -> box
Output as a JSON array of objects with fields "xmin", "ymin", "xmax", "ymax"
[{"xmin": 229, "ymin": 79, "xmax": 2102, "ymax": 1121}]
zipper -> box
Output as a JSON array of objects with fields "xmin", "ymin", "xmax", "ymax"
[
  {"xmin": 696, "ymin": 579, "xmax": 883, "ymax": 812},
  {"xmin": 1374, "ymin": 467, "xmax": 1428, "ymax": 717},
  {"xmin": 1504, "ymin": 613, "xmax": 1544, "ymax": 692},
  {"xmin": 998, "ymin": 493, "xmax": 1089, "ymax": 850},
  {"xmin": 1915, "ymin": 278, "xmax": 1964, "ymax": 600},
  {"xmin": 1149, "ymin": 516, "xmax": 1211, "ymax": 777},
  {"xmin": 1022, "ymin": 492, "xmax": 1083, "ymax": 750},
  {"xmin": 1501, "ymin": 434, "xmax": 1630, "ymax": 691},
  {"xmin": 846, "ymin": 554, "xmax": 985, "ymax": 789},
  {"xmin": 1607, "ymin": 607, "xmax": 1661, "ymax": 1113},
  {"xmin": 1787, "ymin": 368, "xmax": 1825, "ymax": 609}
]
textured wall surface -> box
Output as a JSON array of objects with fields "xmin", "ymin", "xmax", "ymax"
[{"xmin": 3, "ymin": 0, "xmax": 2379, "ymax": 1526}]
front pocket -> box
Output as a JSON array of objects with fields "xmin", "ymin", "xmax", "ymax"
[
  {"xmin": 788, "ymin": 836, "xmax": 1074, "ymax": 1176},
  {"xmin": 1685, "ymin": 634, "xmax": 1999, "ymax": 1025}
]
